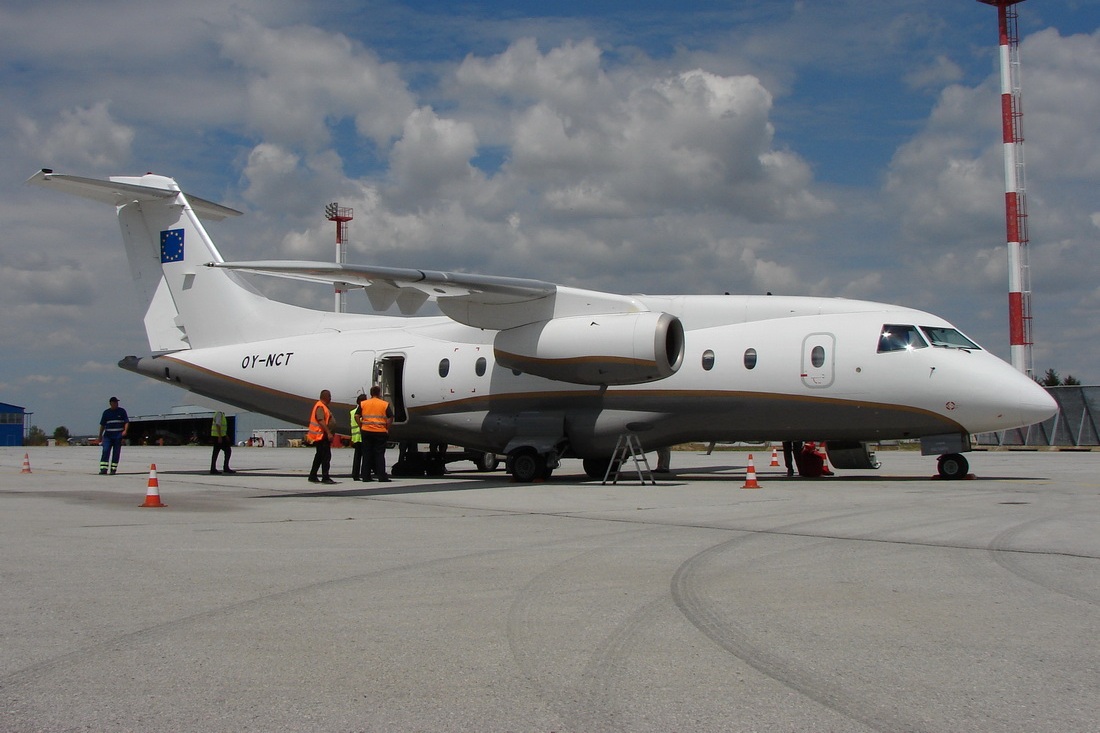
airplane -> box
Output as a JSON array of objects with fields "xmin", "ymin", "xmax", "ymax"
[{"xmin": 27, "ymin": 169, "xmax": 1058, "ymax": 482}]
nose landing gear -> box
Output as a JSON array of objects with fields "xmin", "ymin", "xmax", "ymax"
[{"xmin": 937, "ymin": 453, "xmax": 969, "ymax": 480}]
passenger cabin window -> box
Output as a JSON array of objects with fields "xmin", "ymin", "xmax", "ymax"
[
  {"xmin": 475, "ymin": 356, "xmax": 487, "ymax": 376},
  {"xmin": 702, "ymin": 350, "xmax": 716, "ymax": 371},
  {"xmin": 743, "ymin": 348, "xmax": 757, "ymax": 370},
  {"xmin": 438, "ymin": 358, "xmax": 450, "ymax": 378},
  {"xmin": 811, "ymin": 345, "xmax": 825, "ymax": 368},
  {"xmin": 878, "ymin": 325, "xmax": 928, "ymax": 353},
  {"xmin": 920, "ymin": 327, "xmax": 980, "ymax": 350}
]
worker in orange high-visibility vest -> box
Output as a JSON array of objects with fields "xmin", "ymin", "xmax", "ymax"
[
  {"xmin": 307, "ymin": 389, "xmax": 337, "ymax": 484},
  {"xmin": 357, "ymin": 385, "xmax": 394, "ymax": 482}
]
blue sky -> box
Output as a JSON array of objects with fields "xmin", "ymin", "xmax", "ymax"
[{"xmin": 2, "ymin": 0, "xmax": 1099, "ymax": 435}]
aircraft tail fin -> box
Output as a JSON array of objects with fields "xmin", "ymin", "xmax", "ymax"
[{"xmin": 27, "ymin": 169, "xmax": 315, "ymax": 351}]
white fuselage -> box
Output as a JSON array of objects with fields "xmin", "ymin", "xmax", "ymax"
[{"xmin": 126, "ymin": 294, "xmax": 1054, "ymax": 458}]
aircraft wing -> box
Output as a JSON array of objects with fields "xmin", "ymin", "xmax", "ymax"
[{"xmin": 210, "ymin": 260, "xmax": 647, "ymax": 330}]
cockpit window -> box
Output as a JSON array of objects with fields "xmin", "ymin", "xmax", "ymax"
[
  {"xmin": 878, "ymin": 325, "xmax": 928, "ymax": 353},
  {"xmin": 920, "ymin": 327, "xmax": 980, "ymax": 350}
]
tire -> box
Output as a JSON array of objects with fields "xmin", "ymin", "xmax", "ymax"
[
  {"xmin": 937, "ymin": 453, "xmax": 969, "ymax": 480},
  {"xmin": 424, "ymin": 454, "xmax": 446, "ymax": 476},
  {"xmin": 583, "ymin": 458, "xmax": 612, "ymax": 480},
  {"xmin": 473, "ymin": 451, "xmax": 499, "ymax": 472},
  {"xmin": 509, "ymin": 448, "xmax": 543, "ymax": 483}
]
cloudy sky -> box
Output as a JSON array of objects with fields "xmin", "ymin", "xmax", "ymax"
[{"xmin": 2, "ymin": 0, "xmax": 1099, "ymax": 435}]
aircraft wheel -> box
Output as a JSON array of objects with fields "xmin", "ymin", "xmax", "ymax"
[
  {"xmin": 509, "ymin": 448, "xmax": 544, "ymax": 483},
  {"xmin": 583, "ymin": 458, "xmax": 612, "ymax": 480},
  {"xmin": 473, "ymin": 451, "xmax": 499, "ymax": 472},
  {"xmin": 424, "ymin": 454, "xmax": 446, "ymax": 476},
  {"xmin": 937, "ymin": 453, "xmax": 969, "ymax": 480}
]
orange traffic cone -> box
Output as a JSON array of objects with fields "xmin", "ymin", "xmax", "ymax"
[
  {"xmin": 141, "ymin": 463, "xmax": 165, "ymax": 507},
  {"xmin": 769, "ymin": 446, "xmax": 780, "ymax": 467},
  {"xmin": 741, "ymin": 454, "xmax": 761, "ymax": 489},
  {"xmin": 21, "ymin": 453, "xmax": 32, "ymax": 474}
]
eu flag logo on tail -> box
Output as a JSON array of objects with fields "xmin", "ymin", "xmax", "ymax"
[{"xmin": 160, "ymin": 229, "xmax": 184, "ymax": 263}]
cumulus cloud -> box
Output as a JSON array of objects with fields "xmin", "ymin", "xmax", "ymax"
[
  {"xmin": 0, "ymin": 264, "xmax": 94, "ymax": 306},
  {"xmin": 454, "ymin": 37, "xmax": 610, "ymax": 111},
  {"xmin": 888, "ymin": 28, "xmax": 1100, "ymax": 254},
  {"xmin": 220, "ymin": 17, "xmax": 416, "ymax": 149},
  {"xmin": 904, "ymin": 54, "xmax": 964, "ymax": 91},
  {"xmin": 226, "ymin": 36, "xmax": 836, "ymax": 295},
  {"xmin": 387, "ymin": 107, "xmax": 483, "ymax": 205},
  {"xmin": 17, "ymin": 102, "xmax": 133, "ymax": 168},
  {"xmin": 452, "ymin": 40, "xmax": 833, "ymax": 228}
]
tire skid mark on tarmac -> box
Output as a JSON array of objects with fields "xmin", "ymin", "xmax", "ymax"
[
  {"xmin": 503, "ymin": 506, "xmax": 895, "ymax": 732},
  {"xmin": 506, "ymin": 525, "xmax": 685, "ymax": 732},
  {"xmin": 988, "ymin": 517, "xmax": 1100, "ymax": 607},
  {"xmin": 0, "ymin": 527, "xmax": 613, "ymax": 694},
  {"xmin": 510, "ymin": 508, "xmax": 897, "ymax": 730},
  {"xmin": 0, "ymin": 497, "xmax": 878, "ymax": 699},
  {"xmin": 576, "ymin": 594, "xmax": 667, "ymax": 717},
  {"xmin": 670, "ymin": 527, "xmax": 931, "ymax": 733}
]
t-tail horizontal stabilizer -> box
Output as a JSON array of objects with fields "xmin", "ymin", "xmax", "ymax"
[{"xmin": 27, "ymin": 169, "xmax": 333, "ymax": 350}]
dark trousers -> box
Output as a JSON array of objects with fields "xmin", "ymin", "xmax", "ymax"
[
  {"xmin": 363, "ymin": 432, "xmax": 389, "ymax": 479},
  {"xmin": 310, "ymin": 438, "xmax": 332, "ymax": 480},
  {"xmin": 782, "ymin": 441, "xmax": 802, "ymax": 476},
  {"xmin": 211, "ymin": 439, "xmax": 232, "ymax": 471},
  {"xmin": 351, "ymin": 441, "xmax": 365, "ymax": 479},
  {"xmin": 99, "ymin": 434, "xmax": 123, "ymax": 472}
]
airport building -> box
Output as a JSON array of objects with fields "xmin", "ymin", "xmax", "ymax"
[
  {"xmin": 126, "ymin": 406, "xmax": 305, "ymax": 447},
  {"xmin": 0, "ymin": 402, "xmax": 29, "ymax": 446}
]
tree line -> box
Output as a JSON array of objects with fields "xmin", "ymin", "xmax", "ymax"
[{"xmin": 1037, "ymin": 369, "xmax": 1081, "ymax": 386}]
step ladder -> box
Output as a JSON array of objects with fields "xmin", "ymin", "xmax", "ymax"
[{"xmin": 602, "ymin": 434, "xmax": 656, "ymax": 485}]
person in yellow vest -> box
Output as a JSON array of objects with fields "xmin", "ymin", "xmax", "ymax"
[
  {"xmin": 358, "ymin": 385, "xmax": 394, "ymax": 481},
  {"xmin": 349, "ymin": 393, "xmax": 366, "ymax": 481},
  {"xmin": 307, "ymin": 389, "xmax": 337, "ymax": 484},
  {"xmin": 210, "ymin": 410, "xmax": 235, "ymax": 475}
]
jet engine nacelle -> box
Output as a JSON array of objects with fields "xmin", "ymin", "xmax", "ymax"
[{"xmin": 494, "ymin": 312, "xmax": 685, "ymax": 385}]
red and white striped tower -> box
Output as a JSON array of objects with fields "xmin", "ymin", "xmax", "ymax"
[
  {"xmin": 325, "ymin": 202, "xmax": 354, "ymax": 313},
  {"xmin": 978, "ymin": 0, "xmax": 1033, "ymax": 377}
]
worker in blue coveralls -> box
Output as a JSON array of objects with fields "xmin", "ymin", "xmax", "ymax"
[{"xmin": 98, "ymin": 396, "xmax": 129, "ymax": 475}]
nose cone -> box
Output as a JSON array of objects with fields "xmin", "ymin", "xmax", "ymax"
[
  {"xmin": 952, "ymin": 355, "xmax": 1059, "ymax": 433},
  {"xmin": 1017, "ymin": 377, "xmax": 1059, "ymax": 427}
]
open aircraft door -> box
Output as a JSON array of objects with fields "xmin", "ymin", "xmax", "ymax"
[
  {"xmin": 376, "ymin": 354, "xmax": 408, "ymax": 423},
  {"xmin": 351, "ymin": 350, "xmax": 407, "ymax": 423}
]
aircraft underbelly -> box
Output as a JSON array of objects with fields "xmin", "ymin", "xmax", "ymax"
[{"xmin": 401, "ymin": 389, "xmax": 960, "ymax": 457}]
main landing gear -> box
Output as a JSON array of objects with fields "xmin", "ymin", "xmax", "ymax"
[
  {"xmin": 391, "ymin": 442, "xmax": 501, "ymax": 477},
  {"xmin": 503, "ymin": 442, "xmax": 567, "ymax": 482},
  {"xmin": 936, "ymin": 453, "xmax": 969, "ymax": 480},
  {"xmin": 506, "ymin": 447, "xmax": 559, "ymax": 482}
]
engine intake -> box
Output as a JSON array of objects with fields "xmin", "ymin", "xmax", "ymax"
[{"xmin": 494, "ymin": 312, "xmax": 685, "ymax": 385}]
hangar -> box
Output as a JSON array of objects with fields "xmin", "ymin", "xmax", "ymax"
[{"xmin": 0, "ymin": 402, "xmax": 28, "ymax": 446}]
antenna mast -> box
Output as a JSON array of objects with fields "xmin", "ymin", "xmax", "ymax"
[
  {"xmin": 977, "ymin": 0, "xmax": 1032, "ymax": 377},
  {"xmin": 325, "ymin": 202, "xmax": 354, "ymax": 313}
]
